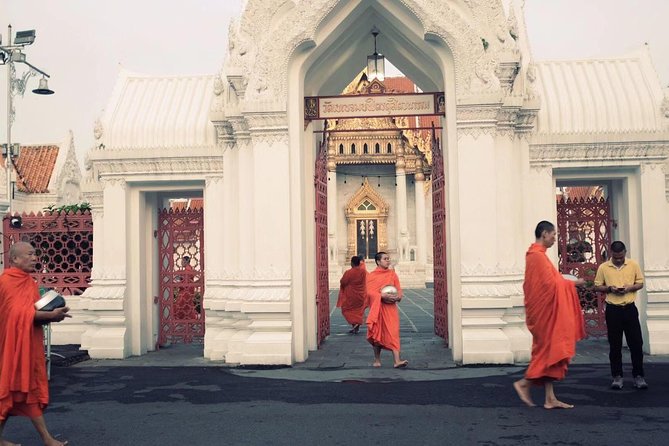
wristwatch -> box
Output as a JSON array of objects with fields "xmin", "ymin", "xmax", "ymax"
[{"xmin": 607, "ymin": 286, "xmax": 614, "ymax": 293}]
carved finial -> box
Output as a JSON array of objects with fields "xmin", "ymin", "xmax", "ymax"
[
  {"xmin": 661, "ymin": 95, "xmax": 669, "ymax": 119},
  {"xmin": 93, "ymin": 119, "xmax": 103, "ymax": 141}
]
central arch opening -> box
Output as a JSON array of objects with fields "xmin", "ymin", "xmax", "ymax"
[{"xmin": 287, "ymin": 1, "xmax": 460, "ymax": 363}]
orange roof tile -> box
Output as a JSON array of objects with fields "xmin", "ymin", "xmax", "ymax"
[
  {"xmin": 189, "ymin": 198, "xmax": 204, "ymax": 209},
  {"xmin": 14, "ymin": 145, "xmax": 59, "ymax": 193},
  {"xmin": 383, "ymin": 77, "xmax": 416, "ymax": 93}
]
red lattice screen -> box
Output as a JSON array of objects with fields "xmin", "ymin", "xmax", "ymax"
[
  {"xmin": 315, "ymin": 135, "xmax": 330, "ymax": 347},
  {"xmin": 557, "ymin": 197, "xmax": 612, "ymax": 338},
  {"xmin": 158, "ymin": 207, "xmax": 205, "ymax": 345},
  {"xmin": 2, "ymin": 211, "xmax": 93, "ymax": 296},
  {"xmin": 431, "ymin": 125, "xmax": 448, "ymax": 342}
]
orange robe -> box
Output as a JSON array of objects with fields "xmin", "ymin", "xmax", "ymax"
[
  {"xmin": 336, "ymin": 266, "xmax": 367, "ymax": 325},
  {"xmin": 175, "ymin": 265, "xmax": 198, "ymax": 320},
  {"xmin": 0, "ymin": 268, "xmax": 49, "ymax": 420},
  {"xmin": 523, "ymin": 243, "xmax": 585, "ymax": 381},
  {"xmin": 366, "ymin": 268, "xmax": 402, "ymax": 351}
]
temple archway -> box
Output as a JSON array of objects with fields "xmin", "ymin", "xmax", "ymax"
[{"xmin": 285, "ymin": 0, "xmax": 462, "ymax": 361}]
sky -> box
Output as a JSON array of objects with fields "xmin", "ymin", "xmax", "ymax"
[{"xmin": 1, "ymin": 0, "xmax": 667, "ymax": 164}]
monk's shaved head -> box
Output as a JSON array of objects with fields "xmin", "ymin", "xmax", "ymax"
[
  {"xmin": 9, "ymin": 241, "xmax": 33, "ymax": 262},
  {"xmin": 534, "ymin": 221, "xmax": 555, "ymax": 239},
  {"xmin": 9, "ymin": 241, "xmax": 37, "ymax": 272}
]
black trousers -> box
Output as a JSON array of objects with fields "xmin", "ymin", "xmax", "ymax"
[{"xmin": 605, "ymin": 302, "xmax": 644, "ymax": 377}]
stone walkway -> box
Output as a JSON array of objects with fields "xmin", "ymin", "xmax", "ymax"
[
  {"xmin": 297, "ymin": 288, "xmax": 454, "ymax": 370},
  {"xmin": 74, "ymin": 288, "xmax": 669, "ymax": 382}
]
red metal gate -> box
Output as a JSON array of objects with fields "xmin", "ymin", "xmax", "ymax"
[
  {"xmin": 2, "ymin": 211, "xmax": 93, "ymax": 295},
  {"xmin": 158, "ymin": 207, "xmax": 205, "ymax": 345},
  {"xmin": 315, "ymin": 134, "xmax": 330, "ymax": 346},
  {"xmin": 431, "ymin": 126, "xmax": 448, "ymax": 342},
  {"xmin": 557, "ymin": 196, "xmax": 611, "ymax": 337}
]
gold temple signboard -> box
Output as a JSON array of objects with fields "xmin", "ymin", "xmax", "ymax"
[{"xmin": 305, "ymin": 92, "xmax": 445, "ymax": 121}]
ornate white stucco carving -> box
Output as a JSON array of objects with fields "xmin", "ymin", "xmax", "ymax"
[
  {"xmin": 229, "ymin": 0, "xmax": 519, "ymax": 105},
  {"xmin": 530, "ymin": 142, "xmax": 669, "ymax": 165},
  {"xmin": 660, "ymin": 94, "xmax": 669, "ymax": 119},
  {"xmin": 53, "ymin": 130, "xmax": 83, "ymax": 195},
  {"xmin": 87, "ymin": 147, "xmax": 225, "ymax": 180},
  {"xmin": 456, "ymin": 101, "xmax": 538, "ymax": 139}
]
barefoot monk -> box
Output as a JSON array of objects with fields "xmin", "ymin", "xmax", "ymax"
[
  {"xmin": 365, "ymin": 252, "xmax": 408, "ymax": 368},
  {"xmin": 0, "ymin": 242, "xmax": 71, "ymax": 446},
  {"xmin": 336, "ymin": 256, "xmax": 367, "ymax": 334},
  {"xmin": 513, "ymin": 221, "xmax": 586, "ymax": 409}
]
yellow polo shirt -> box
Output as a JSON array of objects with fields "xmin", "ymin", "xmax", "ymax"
[{"xmin": 594, "ymin": 259, "xmax": 644, "ymax": 306}]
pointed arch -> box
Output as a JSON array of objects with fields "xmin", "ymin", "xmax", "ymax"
[{"xmin": 345, "ymin": 178, "xmax": 390, "ymax": 259}]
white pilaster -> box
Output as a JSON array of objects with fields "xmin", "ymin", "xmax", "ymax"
[
  {"xmin": 414, "ymin": 177, "xmax": 427, "ymax": 264},
  {"xmin": 395, "ymin": 165, "xmax": 409, "ymax": 261},
  {"xmin": 80, "ymin": 179, "xmax": 129, "ymax": 359},
  {"xmin": 639, "ymin": 163, "xmax": 669, "ymax": 354},
  {"xmin": 327, "ymin": 169, "xmax": 338, "ymax": 263},
  {"xmin": 203, "ymin": 175, "xmax": 231, "ymax": 361}
]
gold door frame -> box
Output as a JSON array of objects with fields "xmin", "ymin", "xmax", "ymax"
[{"xmin": 345, "ymin": 178, "xmax": 389, "ymax": 259}]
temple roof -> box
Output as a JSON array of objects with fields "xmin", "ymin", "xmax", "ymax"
[
  {"xmin": 535, "ymin": 47, "xmax": 667, "ymax": 135},
  {"xmin": 101, "ymin": 68, "xmax": 217, "ymax": 150},
  {"xmin": 14, "ymin": 145, "xmax": 59, "ymax": 193}
]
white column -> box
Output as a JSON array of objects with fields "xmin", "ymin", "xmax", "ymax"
[
  {"xmin": 237, "ymin": 139, "xmax": 254, "ymax": 274},
  {"xmin": 327, "ymin": 169, "xmax": 338, "ymax": 263},
  {"xmin": 414, "ymin": 174, "xmax": 427, "ymax": 264},
  {"xmin": 203, "ymin": 175, "xmax": 230, "ymax": 360},
  {"xmin": 639, "ymin": 162, "xmax": 669, "ymax": 354},
  {"xmin": 203, "ymin": 176, "xmax": 225, "ymax": 282},
  {"xmin": 395, "ymin": 163, "xmax": 409, "ymax": 261},
  {"xmin": 80, "ymin": 179, "xmax": 129, "ymax": 359}
]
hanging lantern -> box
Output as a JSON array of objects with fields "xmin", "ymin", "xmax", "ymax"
[{"xmin": 367, "ymin": 30, "xmax": 385, "ymax": 81}]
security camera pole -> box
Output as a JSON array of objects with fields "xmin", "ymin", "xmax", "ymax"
[{"xmin": 1, "ymin": 24, "xmax": 54, "ymax": 215}]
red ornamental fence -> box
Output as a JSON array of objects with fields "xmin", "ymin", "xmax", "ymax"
[
  {"xmin": 556, "ymin": 196, "xmax": 612, "ymax": 338},
  {"xmin": 314, "ymin": 135, "xmax": 330, "ymax": 347},
  {"xmin": 2, "ymin": 211, "xmax": 93, "ymax": 296}
]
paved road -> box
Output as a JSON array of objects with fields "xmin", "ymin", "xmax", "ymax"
[
  {"xmin": 3, "ymin": 363, "xmax": 668, "ymax": 446},
  {"xmin": 13, "ymin": 288, "xmax": 664, "ymax": 445}
]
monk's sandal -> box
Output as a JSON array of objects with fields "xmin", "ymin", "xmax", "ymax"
[{"xmin": 610, "ymin": 376, "xmax": 623, "ymax": 390}]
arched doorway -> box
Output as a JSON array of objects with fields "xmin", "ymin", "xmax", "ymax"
[
  {"xmin": 287, "ymin": 2, "xmax": 460, "ymax": 358},
  {"xmin": 345, "ymin": 179, "xmax": 389, "ymax": 260}
]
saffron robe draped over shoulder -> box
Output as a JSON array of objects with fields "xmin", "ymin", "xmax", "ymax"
[
  {"xmin": 523, "ymin": 243, "xmax": 585, "ymax": 381},
  {"xmin": 0, "ymin": 268, "xmax": 49, "ymax": 420},
  {"xmin": 366, "ymin": 268, "xmax": 402, "ymax": 351},
  {"xmin": 336, "ymin": 266, "xmax": 367, "ymax": 325}
]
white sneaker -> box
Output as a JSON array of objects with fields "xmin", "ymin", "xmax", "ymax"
[
  {"xmin": 610, "ymin": 376, "xmax": 623, "ymax": 390},
  {"xmin": 633, "ymin": 376, "xmax": 648, "ymax": 389}
]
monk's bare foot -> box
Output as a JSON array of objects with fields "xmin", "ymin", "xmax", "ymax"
[
  {"xmin": 513, "ymin": 379, "xmax": 536, "ymax": 407},
  {"xmin": 393, "ymin": 360, "xmax": 409, "ymax": 368},
  {"xmin": 372, "ymin": 361, "xmax": 381, "ymax": 368},
  {"xmin": 42, "ymin": 436, "xmax": 68, "ymax": 446},
  {"xmin": 544, "ymin": 399, "xmax": 574, "ymax": 409}
]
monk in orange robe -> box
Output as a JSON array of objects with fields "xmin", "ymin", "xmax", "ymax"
[
  {"xmin": 514, "ymin": 221, "xmax": 586, "ymax": 409},
  {"xmin": 0, "ymin": 242, "xmax": 71, "ymax": 446},
  {"xmin": 366, "ymin": 252, "xmax": 408, "ymax": 368},
  {"xmin": 336, "ymin": 256, "xmax": 367, "ymax": 334},
  {"xmin": 174, "ymin": 256, "xmax": 200, "ymax": 320}
]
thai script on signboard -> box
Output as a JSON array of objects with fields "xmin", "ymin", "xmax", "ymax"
[{"xmin": 305, "ymin": 93, "xmax": 444, "ymax": 120}]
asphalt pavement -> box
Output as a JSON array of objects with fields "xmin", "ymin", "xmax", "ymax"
[{"xmin": 4, "ymin": 289, "xmax": 668, "ymax": 445}]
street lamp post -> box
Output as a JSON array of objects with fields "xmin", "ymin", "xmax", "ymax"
[{"xmin": 1, "ymin": 24, "xmax": 54, "ymax": 215}]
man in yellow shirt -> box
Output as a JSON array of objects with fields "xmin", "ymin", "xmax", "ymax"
[{"xmin": 593, "ymin": 241, "xmax": 647, "ymax": 390}]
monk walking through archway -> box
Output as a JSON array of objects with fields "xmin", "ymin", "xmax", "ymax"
[
  {"xmin": 336, "ymin": 256, "xmax": 367, "ymax": 334},
  {"xmin": 513, "ymin": 221, "xmax": 586, "ymax": 409},
  {"xmin": 366, "ymin": 252, "xmax": 408, "ymax": 368}
]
